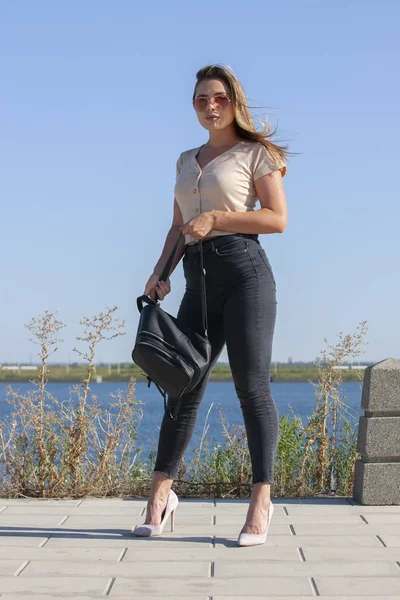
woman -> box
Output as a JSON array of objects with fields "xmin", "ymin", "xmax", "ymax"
[{"xmin": 133, "ymin": 64, "xmax": 288, "ymax": 547}]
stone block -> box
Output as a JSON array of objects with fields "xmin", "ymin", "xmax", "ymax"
[
  {"xmin": 0, "ymin": 560, "xmax": 28, "ymax": 576},
  {"xmin": 214, "ymin": 597, "xmax": 400, "ymax": 600},
  {"xmin": 215, "ymin": 560, "xmax": 399, "ymax": 577},
  {"xmin": 0, "ymin": 597, "xmax": 125, "ymax": 600},
  {"xmin": 45, "ymin": 534, "xmax": 213, "ymax": 548},
  {"xmin": 361, "ymin": 357, "xmax": 400, "ymax": 413},
  {"xmin": 315, "ymin": 576, "xmax": 400, "ymax": 596},
  {"xmin": 379, "ymin": 534, "xmax": 400, "ymax": 546},
  {"xmin": 110, "ymin": 576, "xmax": 314, "ymax": 596},
  {"xmin": 59, "ymin": 516, "xmax": 139, "ymax": 529},
  {"xmin": 0, "ymin": 498, "xmax": 80, "ymax": 506},
  {"xmin": 0, "ymin": 596, "xmax": 209, "ymax": 600},
  {"xmin": 215, "ymin": 534, "xmax": 382, "ymax": 547},
  {"xmin": 20, "ymin": 559, "xmax": 209, "ymax": 578},
  {"xmin": 284, "ymin": 506, "xmax": 357, "ymax": 515},
  {"xmin": 0, "ymin": 577, "xmax": 108, "ymax": 595},
  {"xmin": 216, "ymin": 513, "xmax": 361, "ymax": 525},
  {"xmin": 353, "ymin": 461, "xmax": 400, "ymax": 505},
  {"xmin": 291, "ymin": 524, "xmax": 371, "ymax": 536},
  {"xmin": 357, "ymin": 416, "xmax": 400, "ymax": 458},
  {"xmin": 0, "ymin": 547, "xmax": 121, "ymax": 561},
  {"xmin": 353, "ymin": 505, "xmax": 400, "ymax": 512},
  {"xmin": 0, "ymin": 536, "xmax": 48, "ymax": 547},
  {"xmin": 361, "ymin": 513, "xmax": 400, "ymax": 523},
  {"xmin": 126, "ymin": 545, "xmax": 300, "ymax": 561},
  {"xmin": 0, "ymin": 515, "xmax": 65, "ymax": 527},
  {"xmin": 301, "ymin": 546, "xmax": 400, "ymax": 561}
]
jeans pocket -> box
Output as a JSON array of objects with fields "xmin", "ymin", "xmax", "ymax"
[
  {"xmin": 215, "ymin": 237, "xmax": 246, "ymax": 257},
  {"xmin": 258, "ymin": 249, "xmax": 277, "ymax": 288}
]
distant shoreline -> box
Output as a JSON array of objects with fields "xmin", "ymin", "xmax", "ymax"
[
  {"xmin": 0, "ymin": 375, "xmax": 363, "ymax": 384},
  {"xmin": 0, "ymin": 364, "xmax": 367, "ymax": 385}
]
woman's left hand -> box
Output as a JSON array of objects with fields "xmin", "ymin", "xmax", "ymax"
[{"xmin": 180, "ymin": 212, "xmax": 215, "ymax": 240}]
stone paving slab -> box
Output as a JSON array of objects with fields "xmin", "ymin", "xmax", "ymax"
[
  {"xmin": 138, "ymin": 513, "xmax": 217, "ymax": 525},
  {"xmin": 215, "ymin": 513, "xmax": 364, "ymax": 524},
  {"xmin": 79, "ymin": 498, "xmax": 149, "ymax": 504},
  {"xmin": 315, "ymin": 577, "xmax": 400, "ymax": 596},
  {"xmin": 123, "ymin": 545, "xmax": 301, "ymax": 561},
  {"xmin": 301, "ymin": 546, "xmax": 400, "ymax": 561},
  {"xmin": 155, "ymin": 505, "xmax": 215, "ymax": 515},
  {"xmin": 0, "ymin": 499, "xmax": 81, "ymax": 506},
  {"xmin": 292, "ymin": 523, "xmax": 400, "ymax": 535},
  {"xmin": 0, "ymin": 515, "xmax": 67, "ymax": 527},
  {"xmin": 1, "ymin": 496, "xmax": 400, "ymax": 598},
  {"xmin": 348, "ymin": 506, "xmax": 400, "ymax": 512},
  {"xmin": 53, "ymin": 521, "xmax": 293, "ymax": 536},
  {"xmin": 1, "ymin": 505, "xmax": 145, "ymax": 517},
  {"xmin": 0, "ymin": 535, "xmax": 49, "ymax": 546},
  {"xmin": 0, "ymin": 559, "xmax": 29, "ymax": 576},
  {"xmin": 20, "ymin": 559, "xmax": 210, "ymax": 578},
  {"xmin": 58, "ymin": 516, "xmax": 140, "ymax": 529},
  {"xmin": 380, "ymin": 535, "xmax": 400, "ymax": 547},
  {"xmin": 0, "ymin": 576, "xmax": 109, "ymax": 595},
  {"xmin": 132, "ymin": 523, "xmax": 291, "ymax": 536},
  {"xmin": 0, "ymin": 546, "xmax": 122, "ymax": 561},
  {"xmin": 212, "ymin": 597, "xmax": 400, "ymax": 600},
  {"xmin": 361, "ymin": 513, "xmax": 400, "ymax": 523},
  {"xmin": 78, "ymin": 498, "xmax": 212, "ymax": 507},
  {"xmin": 0, "ymin": 597, "xmax": 209, "ymax": 600},
  {"xmin": 3, "ymin": 597, "xmax": 399, "ymax": 600},
  {"xmin": 215, "ymin": 534, "xmax": 384, "ymax": 547},
  {"xmin": 215, "ymin": 559, "xmax": 400, "ymax": 577},
  {"xmin": 109, "ymin": 575, "xmax": 314, "ymax": 596},
  {"xmin": 283, "ymin": 506, "xmax": 366, "ymax": 515},
  {"xmin": 45, "ymin": 534, "xmax": 213, "ymax": 547},
  {"xmin": 222, "ymin": 497, "xmax": 354, "ymax": 505},
  {"xmin": 59, "ymin": 514, "xmax": 213, "ymax": 528},
  {"xmin": 286, "ymin": 506, "xmax": 400, "ymax": 515}
]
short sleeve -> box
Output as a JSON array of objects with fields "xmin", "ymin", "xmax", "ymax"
[
  {"xmin": 253, "ymin": 144, "xmax": 287, "ymax": 180},
  {"xmin": 176, "ymin": 153, "xmax": 183, "ymax": 182}
]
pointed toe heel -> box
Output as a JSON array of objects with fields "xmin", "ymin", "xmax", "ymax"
[
  {"xmin": 237, "ymin": 501, "xmax": 274, "ymax": 547},
  {"xmin": 132, "ymin": 490, "xmax": 179, "ymax": 537}
]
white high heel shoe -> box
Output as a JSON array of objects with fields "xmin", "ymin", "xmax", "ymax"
[
  {"xmin": 132, "ymin": 489, "xmax": 179, "ymax": 537},
  {"xmin": 237, "ymin": 501, "xmax": 274, "ymax": 547}
]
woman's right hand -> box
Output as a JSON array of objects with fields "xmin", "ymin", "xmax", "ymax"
[{"xmin": 144, "ymin": 273, "xmax": 171, "ymax": 302}]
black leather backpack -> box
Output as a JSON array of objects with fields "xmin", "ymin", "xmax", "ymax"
[{"xmin": 132, "ymin": 236, "xmax": 211, "ymax": 420}]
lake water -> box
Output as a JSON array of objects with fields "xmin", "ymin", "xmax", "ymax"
[{"xmin": 0, "ymin": 380, "xmax": 364, "ymax": 461}]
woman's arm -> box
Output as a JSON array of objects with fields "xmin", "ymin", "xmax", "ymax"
[
  {"xmin": 144, "ymin": 200, "xmax": 185, "ymax": 301},
  {"xmin": 152, "ymin": 199, "xmax": 185, "ymax": 279},
  {"xmin": 181, "ymin": 169, "xmax": 287, "ymax": 239}
]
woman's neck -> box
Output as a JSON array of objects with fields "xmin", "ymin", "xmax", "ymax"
[{"xmin": 206, "ymin": 129, "xmax": 242, "ymax": 149}]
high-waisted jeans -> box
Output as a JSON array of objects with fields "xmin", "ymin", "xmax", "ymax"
[{"xmin": 153, "ymin": 233, "xmax": 279, "ymax": 484}]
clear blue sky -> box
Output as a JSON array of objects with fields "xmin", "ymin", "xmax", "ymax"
[{"xmin": 1, "ymin": 1, "xmax": 399, "ymax": 365}]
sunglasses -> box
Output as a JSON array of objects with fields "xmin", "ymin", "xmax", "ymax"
[{"xmin": 192, "ymin": 94, "xmax": 231, "ymax": 112}]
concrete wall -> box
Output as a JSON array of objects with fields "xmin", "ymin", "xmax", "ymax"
[{"xmin": 353, "ymin": 357, "xmax": 400, "ymax": 505}]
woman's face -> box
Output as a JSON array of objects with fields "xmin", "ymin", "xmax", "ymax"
[{"xmin": 193, "ymin": 78, "xmax": 235, "ymax": 132}]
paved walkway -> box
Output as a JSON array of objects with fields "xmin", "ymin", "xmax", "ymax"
[{"xmin": 0, "ymin": 495, "xmax": 399, "ymax": 598}]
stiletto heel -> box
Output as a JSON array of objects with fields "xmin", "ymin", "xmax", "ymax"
[
  {"xmin": 132, "ymin": 490, "xmax": 179, "ymax": 537},
  {"xmin": 237, "ymin": 501, "xmax": 274, "ymax": 547}
]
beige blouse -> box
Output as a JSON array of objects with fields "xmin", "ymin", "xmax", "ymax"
[{"xmin": 174, "ymin": 140, "xmax": 286, "ymax": 245}]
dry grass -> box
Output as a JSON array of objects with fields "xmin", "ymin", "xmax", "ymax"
[
  {"xmin": 0, "ymin": 311, "xmax": 368, "ymax": 498},
  {"xmin": 0, "ymin": 308, "xmax": 145, "ymax": 498}
]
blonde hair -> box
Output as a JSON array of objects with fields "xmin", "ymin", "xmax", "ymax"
[{"xmin": 193, "ymin": 64, "xmax": 293, "ymax": 166}]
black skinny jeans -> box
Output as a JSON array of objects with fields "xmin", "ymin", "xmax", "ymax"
[{"xmin": 154, "ymin": 234, "xmax": 279, "ymax": 484}]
